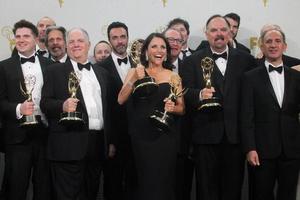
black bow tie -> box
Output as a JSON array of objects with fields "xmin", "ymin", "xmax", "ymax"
[
  {"xmin": 20, "ymin": 56, "xmax": 35, "ymax": 64},
  {"xmin": 182, "ymin": 50, "xmax": 188, "ymax": 59},
  {"xmin": 37, "ymin": 50, "xmax": 47, "ymax": 56},
  {"xmin": 117, "ymin": 57, "xmax": 128, "ymax": 65},
  {"xmin": 212, "ymin": 52, "xmax": 227, "ymax": 60},
  {"xmin": 78, "ymin": 62, "xmax": 91, "ymax": 71},
  {"xmin": 269, "ymin": 65, "xmax": 283, "ymax": 74}
]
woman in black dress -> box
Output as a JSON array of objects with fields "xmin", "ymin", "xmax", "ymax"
[{"xmin": 118, "ymin": 33, "xmax": 185, "ymax": 200}]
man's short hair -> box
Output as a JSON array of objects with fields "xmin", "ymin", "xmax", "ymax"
[
  {"xmin": 66, "ymin": 28, "xmax": 90, "ymax": 43},
  {"xmin": 260, "ymin": 25, "xmax": 286, "ymax": 45},
  {"xmin": 37, "ymin": 16, "xmax": 56, "ymax": 26},
  {"xmin": 224, "ymin": 13, "xmax": 241, "ymax": 27},
  {"xmin": 45, "ymin": 26, "xmax": 66, "ymax": 47},
  {"xmin": 167, "ymin": 18, "xmax": 190, "ymax": 35},
  {"xmin": 205, "ymin": 14, "xmax": 230, "ymax": 30},
  {"xmin": 13, "ymin": 19, "xmax": 38, "ymax": 37},
  {"xmin": 107, "ymin": 22, "xmax": 128, "ymax": 39}
]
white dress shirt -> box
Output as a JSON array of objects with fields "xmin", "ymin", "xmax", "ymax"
[
  {"xmin": 51, "ymin": 54, "xmax": 68, "ymax": 63},
  {"xmin": 265, "ymin": 61, "xmax": 285, "ymax": 107},
  {"xmin": 211, "ymin": 46, "xmax": 228, "ymax": 76},
  {"xmin": 172, "ymin": 58, "xmax": 179, "ymax": 73},
  {"xmin": 111, "ymin": 51, "xmax": 131, "ymax": 83},
  {"xmin": 179, "ymin": 47, "xmax": 192, "ymax": 60},
  {"xmin": 71, "ymin": 59, "xmax": 104, "ymax": 130},
  {"xmin": 16, "ymin": 53, "xmax": 47, "ymax": 124}
]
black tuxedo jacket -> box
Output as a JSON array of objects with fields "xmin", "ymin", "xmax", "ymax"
[
  {"xmin": 0, "ymin": 54, "xmax": 52, "ymax": 144},
  {"xmin": 196, "ymin": 40, "xmax": 251, "ymax": 54},
  {"xmin": 97, "ymin": 55, "xmax": 134, "ymax": 149},
  {"xmin": 40, "ymin": 59, "xmax": 113, "ymax": 161},
  {"xmin": 256, "ymin": 54, "xmax": 300, "ymax": 68},
  {"xmin": 180, "ymin": 47, "xmax": 256, "ymax": 144},
  {"xmin": 241, "ymin": 66, "xmax": 300, "ymax": 159},
  {"xmin": 175, "ymin": 58, "xmax": 193, "ymax": 155}
]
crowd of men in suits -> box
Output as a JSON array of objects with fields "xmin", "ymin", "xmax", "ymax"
[{"xmin": 0, "ymin": 12, "xmax": 300, "ymax": 200}]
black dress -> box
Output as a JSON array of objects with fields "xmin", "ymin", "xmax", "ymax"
[{"xmin": 127, "ymin": 82, "xmax": 178, "ymax": 200}]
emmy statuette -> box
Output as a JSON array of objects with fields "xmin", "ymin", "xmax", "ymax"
[
  {"xmin": 19, "ymin": 74, "xmax": 41, "ymax": 127},
  {"xmin": 59, "ymin": 71, "xmax": 84, "ymax": 125},
  {"xmin": 149, "ymin": 74, "xmax": 186, "ymax": 132},
  {"xmin": 198, "ymin": 57, "xmax": 222, "ymax": 112},
  {"xmin": 130, "ymin": 39, "xmax": 158, "ymax": 98}
]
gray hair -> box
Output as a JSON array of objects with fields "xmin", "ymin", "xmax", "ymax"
[
  {"xmin": 259, "ymin": 24, "xmax": 286, "ymax": 44},
  {"xmin": 66, "ymin": 27, "xmax": 90, "ymax": 43}
]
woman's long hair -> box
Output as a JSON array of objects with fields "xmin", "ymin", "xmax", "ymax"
[{"xmin": 140, "ymin": 32, "xmax": 173, "ymax": 70}]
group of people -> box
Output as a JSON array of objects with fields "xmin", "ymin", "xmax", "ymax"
[{"xmin": 0, "ymin": 12, "xmax": 300, "ymax": 200}]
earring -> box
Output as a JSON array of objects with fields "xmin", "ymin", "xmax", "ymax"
[
  {"xmin": 146, "ymin": 54, "xmax": 149, "ymax": 61},
  {"xmin": 164, "ymin": 56, "xmax": 167, "ymax": 61}
]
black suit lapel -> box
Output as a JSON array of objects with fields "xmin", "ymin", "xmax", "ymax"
[
  {"xmin": 63, "ymin": 60, "xmax": 88, "ymax": 115},
  {"xmin": 107, "ymin": 56, "xmax": 124, "ymax": 88},
  {"xmin": 178, "ymin": 58, "xmax": 183, "ymax": 75},
  {"xmin": 260, "ymin": 66, "xmax": 281, "ymax": 107},
  {"xmin": 223, "ymin": 48, "xmax": 237, "ymax": 96},
  {"xmin": 281, "ymin": 66, "xmax": 290, "ymax": 109},
  {"xmin": 205, "ymin": 49, "xmax": 225, "ymax": 96},
  {"xmin": 12, "ymin": 56, "xmax": 27, "ymax": 100}
]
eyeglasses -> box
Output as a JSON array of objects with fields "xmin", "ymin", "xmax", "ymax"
[{"xmin": 166, "ymin": 37, "xmax": 183, "ymax": 45}]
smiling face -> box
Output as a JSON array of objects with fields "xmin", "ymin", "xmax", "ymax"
[
  {"xmin": 47, "ymin": 29, "xmax": 66, "ymax": 61},
  {"xmin": 206, "ymin": 17, "xmax": 230, "ymax": 53},
  {"xmin": 67, "ymin": 29, "xmax": 90, "ymax": 63},
  {"xmin": 15, "ymin": 27, "xmax": 37, "ymax": 57},
  {"xmin": 170, "ymin": 23, "xmax": 188, "ymax": 48},
  {"xmin": 146, "ymin": 37, "xmax": 167, "ymax": 67},
  {"xmin": 164, "ymin": 29, "xmax": 183, "ymax": 62},
  {"xmin": 260, "ymin": 30, "xmax": 286, "ymax": 65},
  {"xmin": 94, "ymin": 42, "xmax": 112, "ymax": 62}
]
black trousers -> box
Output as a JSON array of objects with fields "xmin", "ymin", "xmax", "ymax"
[
  {"xmin": 193, "ymin": 143, "xmax": 245, "ymax": 200},
  {"xmin": 175, "ymin": 154, "xmax": 195, "ymax": 200},
  {"xmin": 51, "ymin": 131, "xmax": 105, "ymax": 200},
  {"xmin": 5, "ymin": 129, "xmax": 51, "ymax": 200},
  {"xmin": 248, "ymin": 155, "xmax": 300, "ymax": 200},
  {"xmin": 103, "ymin": 144, "xmax": 136, "ymax": 200}
]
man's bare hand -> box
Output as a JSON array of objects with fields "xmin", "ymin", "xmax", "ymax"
[{"xmin": 63, "ymin": 98, "xmax": 79, "ymax": 112}]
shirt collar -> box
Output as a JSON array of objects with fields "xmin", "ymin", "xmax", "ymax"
[{"xmin": 210, "ymin": 45, "xmax": 228, "ymax": 55}]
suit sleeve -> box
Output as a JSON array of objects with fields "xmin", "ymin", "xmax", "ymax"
[
  {"xmin": 40, "ymin": 65, "xmax": 64, "ymax": 118},
  {"xmin": 0, "ymin": 63, "xmax": 19, "ymax": 119},
  {"xmin": 240, "ymin": 72, "xmax": 256, "ymax": 153},
  {"xmin": 180, "ymin": 56, "xmax": 202, "ymax": 109}
]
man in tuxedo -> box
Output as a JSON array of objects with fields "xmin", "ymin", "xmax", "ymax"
[
  {"xmin": 97, "ymin": 21, "xmax": 135, "ymax": 200},
  {"xmin": 45, "ymin": 25, "xmax": 68, "ymax": 63},
  {"xmin": 181, "ymin": 15, "xmax": 256, "ymax": 200},
  {"xmin": 167, "ymin": 18, "xmax": 195, "ymax": 60},
  {"xmin": 256, "ymin": 24, "xmax": 300, "ymax": 68},
  {"xmin": 164, "ymin": 28, "xmax": 194, "ymax": 200},
  {"xmin": 196, "ymin": 13, "xmax": 251, "ymax": 54},
  {"xmin": 0, "ymin": 19, "xmax": 52, "ymax": 200},
  {"xmin": 241, "ymin": 26, "xmax": 300, "ymax": 200},
  {"xmin": 41, "ymin": 27, "xmax": 114, "ymax": 200}
]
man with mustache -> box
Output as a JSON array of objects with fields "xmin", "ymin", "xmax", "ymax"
[
  {"xmin": 45, "ymin": 26, "xmax": 68, "ymax": 63},
  {"xmin": 96, "ymin": 21, "xmax": 136, "ymax": 200},
  {"xmin": 196, "ymin": 13, "xmax": 250, "ymax": 54},
  {"xmin": 181, "ymin": 15, "xmax": 256, "ymax": 200}
]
